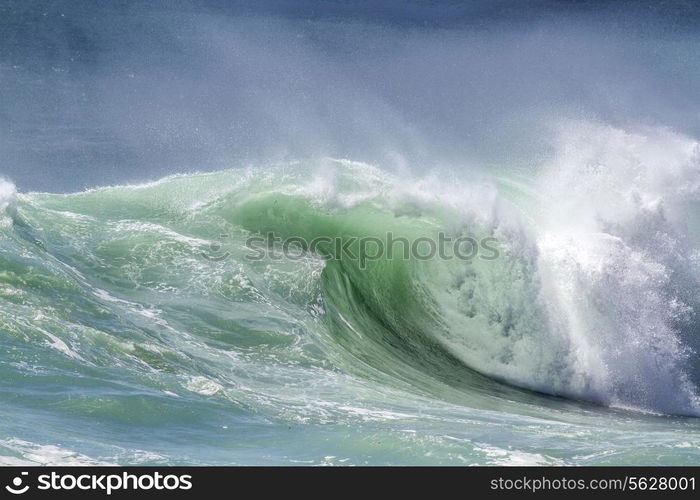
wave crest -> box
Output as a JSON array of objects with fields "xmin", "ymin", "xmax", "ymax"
[{"xmin": 0, "ymin": 179, "xmax": 17, "ymax": 228}]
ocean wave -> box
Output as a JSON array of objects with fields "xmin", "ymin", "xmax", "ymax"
[{"xmin": 1, "ymin": 124, "xmax": 700, "ymax": 420}]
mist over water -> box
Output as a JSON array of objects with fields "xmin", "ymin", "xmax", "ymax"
[
  {"xmin": 2, "ymin": 1, "xmax": 700, "ymax": 190},
  {"xmin": 2, "ymin": 1, "xmax": 700, "ymax": 465}
]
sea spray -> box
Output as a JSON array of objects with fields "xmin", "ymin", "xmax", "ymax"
[{"xmin": 0, "ymin": 179, "xmax": 17, "ymax": 228}]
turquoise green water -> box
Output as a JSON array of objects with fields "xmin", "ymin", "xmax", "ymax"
[{"xmin": 1, "ymin": 155, "xmax": 700, "ymax": 465}]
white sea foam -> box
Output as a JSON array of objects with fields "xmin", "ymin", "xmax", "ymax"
[
  {"xmin": 535, "ymin": 122, "xmax": 700, "ymax": 414},
  {"xmin": 0, "ymin": 439, "xmax": 112, "ymax": 466},
  {"xmin": 0, "ymin": 178, "xmax": 17, "ymax": 227}
]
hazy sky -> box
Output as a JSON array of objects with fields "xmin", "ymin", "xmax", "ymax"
[{"xmin": 2, "ymin": 0, "xmax": 699, "ymax": 191}]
